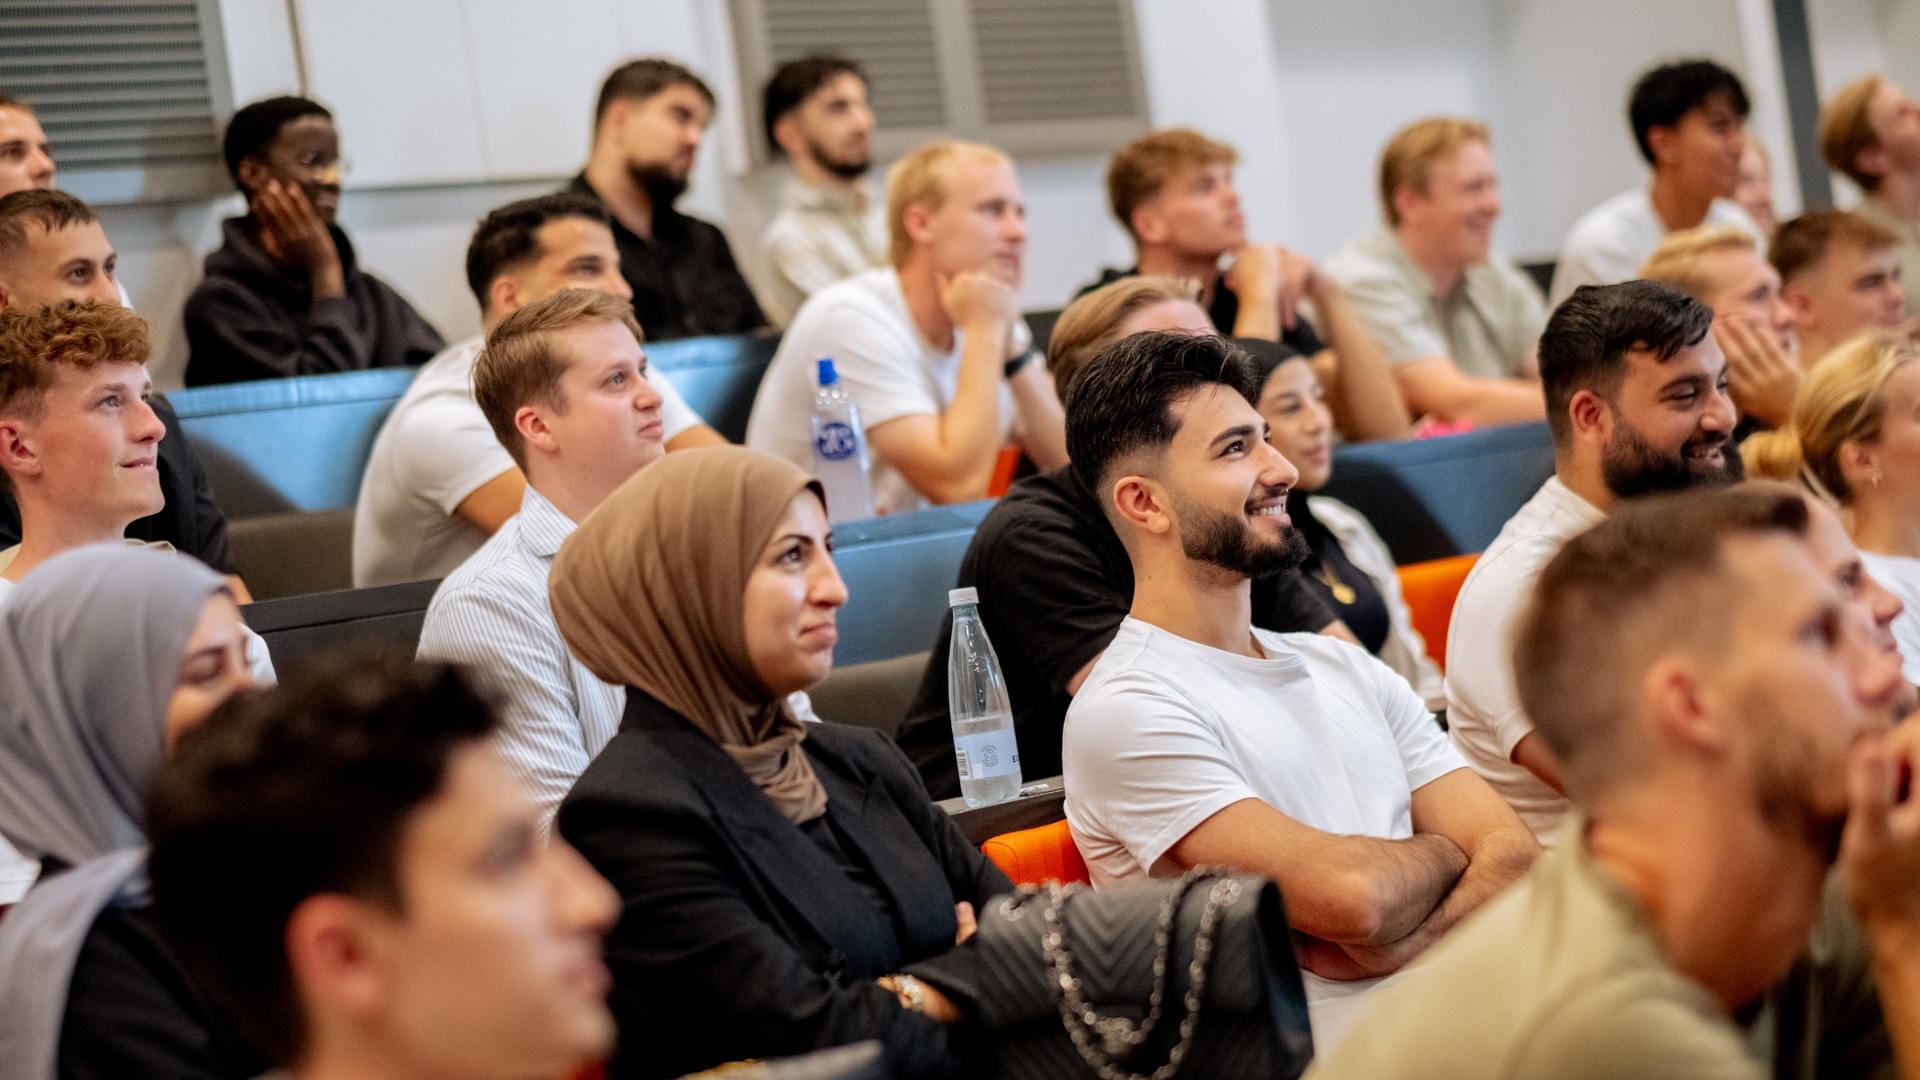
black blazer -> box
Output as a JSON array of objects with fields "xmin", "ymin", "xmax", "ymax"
[{"xmin": 558, "ymin": 690, "xmax": 1014, "ymax": 1080}]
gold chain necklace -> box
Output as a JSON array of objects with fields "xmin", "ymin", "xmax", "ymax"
[{"xmin": 1314, "ymin": 561, "xmax": 1356, "ymax": 605}]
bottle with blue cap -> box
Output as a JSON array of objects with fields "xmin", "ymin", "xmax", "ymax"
[
  {"xmin": 945, "ymin": 586, "xmax": 1022, "ymax": 807},
  {"xmin": 809, "ymin": 358, "xmax": 873, "ymax": 523}
]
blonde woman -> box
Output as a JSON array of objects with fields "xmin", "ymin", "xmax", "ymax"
[{"xmin": 1745, "ymin": 328, "xmax": 1920, "ymax": 677}]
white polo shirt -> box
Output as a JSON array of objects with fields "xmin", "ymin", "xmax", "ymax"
[
  {"xmin": 1549, "ymin": 188, "xmax": 1761, "ymax": 307},
  {"xmin": 353, "ymin": 334, "xmax": 702, "ymax": 588},
  {"xmin": 745, "ymin": 267, "xmax": 1027, "ymax": 516},
  {"xmin": 1445, "ymin": 476, "xmax": 1606, "ymax": 846}
]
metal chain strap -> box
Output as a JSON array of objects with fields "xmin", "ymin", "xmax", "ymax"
[{"xmin": 1032, "ymin": 867, "xmax": 1241, "ymax": 1080}]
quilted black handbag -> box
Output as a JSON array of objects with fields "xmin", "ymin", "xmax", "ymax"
[{"xmin": 966, "ymin": 868, "xmax": 1313, "ymax": 1080}]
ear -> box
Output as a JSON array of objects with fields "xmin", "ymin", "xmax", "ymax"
[
  {"xmin": 516, "ymin": 403, "xmax": 560, "ymax": 458},
  {"xmin": 1645, "ymin": 124, "xmax": 1678, "ymax": 167},
  {"xmin": 235, "ymin": 158, "xmax": 270, "ymax": 200},
  {"xmin": 1109, "ymin": 474, "xmax": 1173, "ymax": 538},
  {"xmin": 0, "ymin": 278, "xmax": 12, "ymax": 311},
  {"xmin": 488, "ymin": 275, "xmax": 522, "ymax": 320},
  {"xmin": 0, "ymin": 415, "xmax": 39, "ymax": 483},
  {"xmin": 772, "ymin": 112, "xmax": 803, "ymax": 159},
  {"xmin": 1391, "ymin": 184, "xmax": 1421, "ymax": 226},
  {"xmin": 902, "ymin": 203, "xmax": 936, "ymax": 248},
  {"xmin": 1856, "ymin": 145, "xmax": 1892, "ymax": 183},
  {"xmin": 1566, "ymin": 387, "xmax": 1612, "ymax": 445},
  {"xmin": 1781, "ymin": 278, "xmax": 1815, "ymax": 320},
  {"xmin": 283, "ymin": 894, "xmax": 390, "ymax": 1023},
  {"xmin": 596, "ymin": 99, "xmax": 630, "ymax": 147},
  {"xmin": 1839, "ymin": 438, "xmax": 1882, "ymax": 492},
  {"xmin": 1642, "ymin": 653, "xmax": 1730, "ymax": 756},
  {"xmin": 1130, "ymin": 201, "xmax": 1165, "ymax": 247}
]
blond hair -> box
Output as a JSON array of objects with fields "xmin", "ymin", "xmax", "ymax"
[
  {"xmin": 1822, "ymin": 74, "xmax": 1885, "ymax": 192},
  {"xmin": 1104, "ymin": 129, "xmax": 1237, "ymax": 241},
  {"xmin": 1379, "ymin": 117, "xmax": 1491, "ymax": 227},
  {"xmin": 474, "ymin": 289, "xmax": 645, "ymax": 470},
  {"xmin": 885, "ymin": 139, "xmax": 1010, "ymax": 267},
  {"xmin": 1742, "ymin": 329, "xmax": 1920, "ymax": 501},
  {"xmin": 1047, "ymin": 276, "xmax": 1204, "ymax": 397},
  {"xmin": 1637, "ymin": 225, "xmax": 1758, "ymax": 301}
]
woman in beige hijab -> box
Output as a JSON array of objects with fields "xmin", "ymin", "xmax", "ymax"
[{"xmin": 551, "ymin": 446, "xmax": 1011, "ymax": 1080}]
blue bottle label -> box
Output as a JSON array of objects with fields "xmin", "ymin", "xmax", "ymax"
[{"xmin": 815, "ymin": 421, "xmax": 859, "ymax": 462}]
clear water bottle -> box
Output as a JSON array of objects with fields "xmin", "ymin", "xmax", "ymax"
[
  {"xmin": 946, "ymin": 587, "xmax": 1022, "ymax": 807},
  {"xmin": 809, "ymin": 359, "xmax": 874, "ymax": 523}
]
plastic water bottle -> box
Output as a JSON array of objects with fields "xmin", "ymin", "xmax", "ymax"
[
  {"xmin": 946, "ymin": 587, "xmax": 1022, "ymax": 807},
  {"xmin": 809, "ymin": 359, "xmax": 874, "ymax": 523}
]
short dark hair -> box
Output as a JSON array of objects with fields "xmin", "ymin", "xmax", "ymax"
[
  {"xmin": 1770, "ymin": 209, "xmax": 1899, "ymax": 284},
  {"xmin": 222, "ymin": 95, "xmax": 332, "ymax": 187},
  {"xmin": 1513, "ymin": 484, "xmax": 1808, "ymax": 799},
  {"xmin": 594, "ymin": 58, "xmax": 714, "ymax": 131},
  {"xmin": 1628, "ymin": 60, "xmax": 1750, "ymax": 164},
  {"xmin": 0, "ymin": 189, "xmax": 94, "ymax": 264},
  {"xmin": 464, "ymin": 194, "xmax": 612, "ymax": 311},
  {"xmin": 761, "ymin": 56, "xmax": 865, "ymax": 156},
  {"xmin": 1065, "ymin": 330, "xmax": 1259, "ymax": 498},
  {"xmin": 147, "ymin": 651, "xmax": 500, "ymax": 1065},
  {"xmin": 1538, "ymin": 280, "xmax": 1714, "ymax": 444}
]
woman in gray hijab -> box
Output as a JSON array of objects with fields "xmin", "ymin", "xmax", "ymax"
[{"xmin": 0, "ymin": 545, "xmax": 264, "ymax": 1080}]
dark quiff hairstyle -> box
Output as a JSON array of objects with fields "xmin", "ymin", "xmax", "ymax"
[
  {"xmin": 594, "ymin": 58, "xmax": 715, "ymax": 130},
  {"xmin": 1538, "ymin": 280, "xmax": 1714, "ymax": 444},
  {"xmin": 1628, "ymin": 60, "xmax": 1750, "ymax": 165},
  {"xmin": 1512, "ymin": 485, "xmax": 1808, "ymax": 800},
  {"xmin": 222, "ymin": 96, "xmax": 332, "ymax": 187},
  {"xmin": 1065, "ymin": 329, "xmax": 1259, "ymax": 498},
  {"xmin": 146, "ymin": 651, "xmax": 500, "ymax": 1066},
  {"xmin": 463, "ymin": 193, "xmax": 612, "ymax": 310},
  {"xmin": 762, "ymin": 55, "xmax": 865, "ymax": 156}
]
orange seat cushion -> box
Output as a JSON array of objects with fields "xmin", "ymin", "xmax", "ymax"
[
  {"xmin": 981, "ymin": 818, "xmax": 1089, "ymax": 886},
  {"xmin": 1395, "ymin": 553, "xmax": 1479, "ymax": 669},
  {"xmin": 986, "ymin": 446, "xmax": 1022, "ymax": 497}
]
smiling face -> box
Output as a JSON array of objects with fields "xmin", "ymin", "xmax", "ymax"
[
  {"xmin": 0, "ymin": 106, "xmax": 53, "ymax": 196},
  {"xmin": 0, "ymin": 360, "xmax": 164, "ymax": 532},
  {"xmin": 911, "ymin": 155, "xmax": 1027, "ymax": 282},
  {"xmin": 1152, "ymin": 383, "xmax": 1306, "ymax": 578},
  {"xmin": 742, "ymin": 491, "xmax": 848, "ymax": 696},
  {"xmin": 1651, "ymin": 92, "xmax": 1746, "ymax": 199},
  {"xmin": 355, "ymin": 743, "xmax": 618, "ymax": 1080},
  {"xmin": 1257, "ymin": 357, "xmax": 1334, "ymax": 490},
  {"xmin": 164, "ymin": 592, "xmax": 253, "ymax": 752},
  {"xmin": 0, "ymin": 219, "xmax": 119, "ymax": 311},
  {"xmin": 1596, "ymin": 337, "xmax": 1741, "ymax": 498},
  {"xmin": 1395, "ymin": 139, "xmax": 1501, "ymax": 268},
  {"xmin": 1134, "ymin": 162, "xmax": 1245, "ymax": 262}
]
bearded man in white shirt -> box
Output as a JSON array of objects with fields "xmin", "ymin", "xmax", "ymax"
[
  {"xmin": 1447, "ymin": 280, "xmax": 1743, "ymax": 848},
  {"xmin": 1059, "ymin": 329, "xmax": 1536, "ymax": 1052},
  {"xmin": 353, "ymin": 193, "xmax": 724, "ymax": 588}
]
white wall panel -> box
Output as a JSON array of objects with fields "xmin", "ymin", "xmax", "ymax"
[{"xmin": 464, "ymin": 0, "xmax": 625, "ymax": 179}]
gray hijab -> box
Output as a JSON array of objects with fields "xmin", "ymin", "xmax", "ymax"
[{"xmin": 0, "ymin": 545, "xmax": 228, "ymax": 1080}]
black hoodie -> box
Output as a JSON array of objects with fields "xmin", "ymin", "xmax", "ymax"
[{"xmin": 182, "ymin": 216, "xmax": 444, "ymax": 386}]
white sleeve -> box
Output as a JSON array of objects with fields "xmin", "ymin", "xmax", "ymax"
[
  {"xmin": 1445, "ymin": 542, "xmax": 1555, "ymax": 759},
  {"xmin": 243, "ymin": 625, "xmax": 276, "ymax": 687},
  {"xmin": 646, "ymin": 366, "xmax": 703, "ymax": 441},
  {"xmin": 1064, "ymin": 673, "xmax": 1259, "ymax": 877},
  {"xmin": 810, "ymin": 302, "xmax": 944, "ymax": 429},
  {"xmin": 1550, "ymin": 229, "xmax": 1643, "ymax": 308},
  {"xmin": 1361, "ymin": 647, "xmax": 1466, "ymax": 791},
  {"xmin": 391, "ymin": 394, "xmax": 520, "ymax": 516}
]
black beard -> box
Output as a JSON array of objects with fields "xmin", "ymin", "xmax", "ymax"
[
  {"xmin": 1601, "ymin": 417, "xmax": 1743, "ymax": 499},
  {"xmin": 627, "ymin": 161, "xmax": 689, "ymax": 208},
  {"xmin": 807, "ymin": 137, "xmax": 870, "ymax": 181},
  {"xmin": 1174, "ymin": 488, "xmax": 1310, "ymax": 579}
]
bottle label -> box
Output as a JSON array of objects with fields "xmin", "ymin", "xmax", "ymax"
[
  {"xmin": 952, "ymin": 731, "xmax": 1020, "ymax": 780},
  {"xmin": 814, "ymin": 421, "xmax": 859, "ymax": 462}
]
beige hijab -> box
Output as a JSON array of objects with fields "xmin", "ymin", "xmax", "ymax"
[{"xmin": 551, "ymin": 447, "xmax": 830, "ymax": 822}]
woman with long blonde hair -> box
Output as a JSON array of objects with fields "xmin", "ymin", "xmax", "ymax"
[{"xmin": 1744, "ymin": 328, "xmax": 1920, "ymax": 677}]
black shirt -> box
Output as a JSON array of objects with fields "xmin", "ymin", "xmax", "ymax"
[
  {"xmin": 58, "ymin": 904, "xmax": 268, "ymax": 1080},
  {"xmin": 1286, "ymin": 490, "xmax": 1391, "ymax": 654},
  {"xmin": 183, "ymin": 216, "xmax": 445, "ymax": 386},
  {"xmin": 566, "ymin": 174, "xmax": 766, "ymax": 342},
  {"xmin": 0, "ymin": 395, "xmax": 237, "ymax": 575},
  {"xmin": 896, "ymin": 466, "xmax": 1338, "ymax": 798},
  {"xmin": 1078, "ymin": 266, "xmax": 1326, "ymax": 358}
]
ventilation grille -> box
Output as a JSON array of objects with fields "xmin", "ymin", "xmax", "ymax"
[
  {"xmin": 970, "ymin": 0, "xmax": 1138, "ymax": 125},
  {"xmin": 0, "ymin": 0, "xmax": 221, "ymax": 172},
  {"xmin": 760, "ymin": 0, "xmax": 947, "ymax": 130}
]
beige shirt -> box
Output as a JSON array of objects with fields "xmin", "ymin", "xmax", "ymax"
[
  {"xmin": 1851, "ymin": 196, "xmax": 1920, "ymax": 319},
  {"xmin": 1306, "ymin": 814, "xmax": 1765, "ymax": 1080},
  {"xmin": 759, "ymin": 178, "xmax": 888, "ymax": 327},
  {"xmin": 1326, "ymin": 226, "xmax": 1547, "ymax": 381}
]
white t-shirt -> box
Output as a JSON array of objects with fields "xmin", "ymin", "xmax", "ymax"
[
  {"xmin": 1064, "ymin": 617, "xmax": 1464, "ymax": 1048},
  {"xmin": 1858, "ymin": 550, "xmax": 1920, "ymax": 684},
  {"xmin": 353, "ymin": 334, "xmax": 702, "ymax": 588},
  {"xmin": 1445, "ymin": 476, "xmax": 1606, "ymax": 846},
  {"xmin": 0, "ymin": 575, "xmax": 25, "ymax": 903},
  {"xmin": 744, "ymin": 267, "xmax": 1028, "ymax": 516},
  {"xmin": 1549, "ymin": 188, "xmax": 1762, "ymax": 308}
]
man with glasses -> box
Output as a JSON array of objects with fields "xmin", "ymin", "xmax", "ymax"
[{"xmin": 183, "ymin": 96, "xmax": 444, "ymax": 386}]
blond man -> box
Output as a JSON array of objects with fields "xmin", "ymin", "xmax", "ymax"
[
  {"xmin": 746, "ymin": 139, "xmax": 1068, "ymax": 513},
  {"xmin": 1822, "ymin": 74, "xmax": 1920, "ymax": 315},
  {"xmin": 1639, "ymin": 225, "xmax": 1799, "ymax": 427},
  {"xmin": 1328, "ymin": 118, "xmax": 1547, "ymax": 426},
  {"xmin": 1773, "ymin": 209, "xmax": 1910, "ymax": 368}
]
